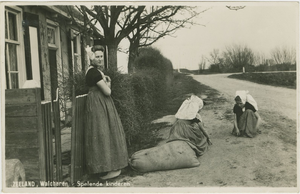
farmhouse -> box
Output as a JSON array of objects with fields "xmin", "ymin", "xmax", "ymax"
[{"xmin": 4, "ymin": 5, "xmax": 102, "ymax": 186}]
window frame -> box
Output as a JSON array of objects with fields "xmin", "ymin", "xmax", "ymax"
[
  {"xmin": 4, "ymin": 6, "xmax": 26, "ymax": 89},
  {"xmin": 46, "ymin": 19, "xmax": 62, "ymax": 78},
  {"xmin": 46, "ymin": 19, "xmax": 62, "ymax": 100},
  {"xmin": 46, "ymin": 20, "xmax": 60, "ymax": 51}
]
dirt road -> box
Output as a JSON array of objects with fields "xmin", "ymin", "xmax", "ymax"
[
  {"xmin": 191, "ymin": 73, "xmax": 297, "ymax": 121},
  {"xmin": 107, "ymin": 74, "xmax": 298, "ymax": 190}
]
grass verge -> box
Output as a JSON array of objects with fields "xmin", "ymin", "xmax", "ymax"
[{"xmin": 228, "ymin": 72, "xmax": 296, "ymax": 89}]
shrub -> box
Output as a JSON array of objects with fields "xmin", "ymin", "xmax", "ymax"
[
  {"xmin": 252, "ymin": 63, "xmax": 296, "ymax": 72},
  {"xmin": 104, "ymin": 68, "xmax": 170, "ymax": 146},
  {"xmin": 133, "ymin": 47, "xmax": 174, "ymax": 110},
  {"xmin": 130, "ymin": 72, "xmax": 156, "ymax": 120},
  {"xmin": 245, "ymin": 64, "xmax": 256, "ymax": 72},
  {"xmin": 73, "ymin": 71, "xmax": 89, "ymax": 96},
  {"xmin": 134, "ymin": 47, "xmax": 167, "ymax": 72},
  {"xmin": 64, "ymin": 71, "xmax": 89, "ymax": 98},
  {"xmin": 104, "ymin": 69, "xmax": 142, "ymax": 145},
  {"xmin": 209, "ymin": 64, "xmax": 222, "ymax": 73}
]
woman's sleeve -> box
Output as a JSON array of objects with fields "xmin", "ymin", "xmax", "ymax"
[{"xmin": 86, "ymin": 68, "xmax": 103, "ymax": 86}]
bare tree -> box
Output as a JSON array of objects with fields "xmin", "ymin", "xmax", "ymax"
[
  {"xmin": 126, "ymin": 6, "xmax": 207, "ymax": 73},
  {"xmin": 74, "ymin": 5, "xmax": 208, "ymax": 71},
  {"xmin": 208, "ymin": 48, "xmax": 222, "ymax": 64},
  {"xmin": 198, "ymin": 55, "xmax": 206, "ymax": 74},
  {"xmin": 271, "ymin": 46, "xmax": 296, "ymax": 65},
  {"xmin": 223, "ymin": 44, "xmax": 255, "ymax": 72},
  {"xmin": 253, "ymin": 52, "xmax": 267, "ymax": 66}
]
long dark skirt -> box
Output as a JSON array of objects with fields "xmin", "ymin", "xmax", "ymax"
[
  {"xmin": 167, "ymin": 119, "xmax": 208, "ymax": 156},
  {"xmin": 238, "ymin": 109, "xmax": 258, "ymax": 138},
  {"xmin": 85, "ymin": 86, "xmax": 128, "ymax": 174}
]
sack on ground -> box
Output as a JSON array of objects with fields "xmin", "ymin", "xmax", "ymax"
[{"xmin": 129, "ymin": 140, "xmax": 200, "ymax": 173}]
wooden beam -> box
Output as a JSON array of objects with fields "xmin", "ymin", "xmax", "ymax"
[{"xmin": 5, "ymin": 89, "xmax": 38, "ymax": 105}]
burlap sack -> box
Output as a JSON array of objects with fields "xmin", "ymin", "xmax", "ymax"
[{"xmin": 129, "ymin": 140, "xmax": 200, "ymax": 173}]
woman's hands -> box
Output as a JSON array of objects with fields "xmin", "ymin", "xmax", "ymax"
[
  {"xmin": 96, "ymin": 74, "xmax": 111, "ymax": 95},
  {"xmin": 197, "ymin": 122, "xmax": 212, "ymax": 146},
  {"xmin": 104, "ymin": 75, "xmax": 111, "ymax": 88},
  {"xmin": 104, "ymin": 75, "xmax": 111, "ymax": 82},
  {"xmin": 95, "ymin": 71, "xmax": 111, "ymax": 96}
]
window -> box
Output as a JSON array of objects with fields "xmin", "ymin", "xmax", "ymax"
[
  {"xmin": 47, "ymin": 20, "xmax": 60, "ymax": 51},
  {"xmin": 47, "ymin": 26, "xmax": 57, "ymax": 48},
  {"xmin": 5, "ymin": 6, "xmax": 26, "ymax": 89},
  {"xmin": 47, "ymin": 20, "xmax": 61, "ymax": 100}
]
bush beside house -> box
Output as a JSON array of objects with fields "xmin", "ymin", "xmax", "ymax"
[
  {"xmin": 73, "ymin": 46, "xmax": 174, "ymax": 150},
  {"xmin": 109, "ymin": 47, "xmax": 174, "ymax": 147}
]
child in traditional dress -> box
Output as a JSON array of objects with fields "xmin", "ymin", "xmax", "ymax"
[
  {"xmin": 232, "ymin": 91, "xmax": 262, "ymax": 137},
  {"xmin": 167, "ymin": 94, "xmax": 212, "ymax": 156}
]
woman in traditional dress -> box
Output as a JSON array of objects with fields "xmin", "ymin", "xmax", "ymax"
[
  {"xmin": 232, "ymin": 90, "xmax": 262, "ymax": 138},
  {"xmin": 85, "ymin": 45, "xmax": 128, "ymax": 180},
  {"xmin": 167, "ymin": 94, "xmax": 212, "ymax": 156}
]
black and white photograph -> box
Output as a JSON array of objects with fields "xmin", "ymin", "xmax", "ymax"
[{"xmin": 1, "ymin": 1, "xmax": 299, "ymax": 193}]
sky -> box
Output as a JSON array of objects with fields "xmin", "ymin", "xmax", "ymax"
[{"xmin": 117, "ymin": 2, "xmax": 299, "ymax": 72}]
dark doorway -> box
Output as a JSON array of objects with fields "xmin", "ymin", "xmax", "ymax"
[{"xmin": 49, "ymin": 49, "xmax": 58, "ymax": 101}]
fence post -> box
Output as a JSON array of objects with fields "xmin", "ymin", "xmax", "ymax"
[
  {"xmin": 70, "ymin": 94, "xmax": 87, "ymax": 184},
  {"xmin": 41, "ymin": 101, "xmax": 54, "ymax": 181}
]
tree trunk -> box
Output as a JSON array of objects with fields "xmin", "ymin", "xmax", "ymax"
[
  {"xmin": 107, "ymin": 42, "xmax": 118, "ymax": 71},
  {"xmin": 127, "ymin": 53, "xmax": 135, "ymax": 74},
  {"xmin": 128, "ymin": 42, "xmax": 139, "ymax": 74}
]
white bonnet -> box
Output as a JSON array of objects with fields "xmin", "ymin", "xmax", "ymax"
[
  {"xmin": 86, "ymin": 46, "xmax": 95, "ymax": 61},
  {"xmin": 175, "ymin": 94, "xmax": 204, "ymax": 121},
  {"xmin": 235, "ymin": 90, "xmax": 258, "ymax": 111}
]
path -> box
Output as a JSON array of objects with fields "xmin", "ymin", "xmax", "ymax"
[{"xmin": 191, "ymin": 73, "xmax": 297, "ymax": 121}]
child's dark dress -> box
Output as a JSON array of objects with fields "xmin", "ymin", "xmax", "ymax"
[{"xmin": 233, "ymin": 102, "xmax": 258, "ymax": 137}]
